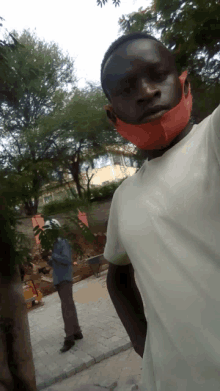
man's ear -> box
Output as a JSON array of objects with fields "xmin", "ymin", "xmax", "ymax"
[
  {"xmin": 105, "ymin": 106, "xmax": 117, "ymax": 124},
  {"xmin": 184, "ymin": 78, "xmax": 189, "ymax": 96}
]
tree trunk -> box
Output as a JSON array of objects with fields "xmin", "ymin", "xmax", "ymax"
[
  {"xmin": 85, "ymin": 167, "xmax": 94, "ymax": 201},
  {"xmin": 73, "ymin": 173, "xmax": 84, "ymax": 198},
  {"xmin": 33, "ymin": 198, "xmax": 38, "ymax": 215},
  {"xmin": 70, "ymin": 161, "xmax": 84, "ymax": 199},
  {"xmin": 24, "ymin": 198, "xmax": 38, "ymax": 216},
  {"xmin": 0, "ymin": 266, "xmax": 37, "ymax": 390},
  {"xmin": 24, "ymin": 201, "xmax": 33, "ymax": 216}
]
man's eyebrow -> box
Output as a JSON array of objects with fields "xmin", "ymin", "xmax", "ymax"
[
  {"xmin": 105, "ymin": 72, "xmax": 128, "ymax": 87},
  {"xmin": 106, "ymin": 61, "xmax": 163, "ymax": 83}
]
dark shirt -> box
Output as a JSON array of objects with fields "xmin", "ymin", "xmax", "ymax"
[{"xmin": 47, "ymin": 238, "xmax": 72, "ymax": 286}]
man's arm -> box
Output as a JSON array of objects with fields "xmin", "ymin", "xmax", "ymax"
[
  {"xmin": 106, "ymin": 261, "xmax": 147, "ymax": 358},
  {"xmin": 52, "ymin": 241, "xmax": 71, "ymax": 266},
  {"xmin": 47, "ymin": 258, "xmax": 53, "ymax": 267}
]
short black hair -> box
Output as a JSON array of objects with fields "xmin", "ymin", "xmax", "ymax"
[{"xmin": 101, "ymin": 32, "xmax": 170, "ymax": 101}]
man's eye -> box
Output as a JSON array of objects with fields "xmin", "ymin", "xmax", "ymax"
[
  {"xmin": 123, "ymin": 87, "xmax": 131, "ymax": 94},
  {"xmin": 122, "ymin": 81, "xmax": 136, "ymax": 96},
  {"xmin": 122, "ymin": 88, "xmax": 134, "ymax": 97},
  {"xmin": 158, "ymin": 73, "xmax": 166, "ymax": 80},
  {"xmin": 154, "ymin": 72, "xmax": 168, "ymax": 81}
]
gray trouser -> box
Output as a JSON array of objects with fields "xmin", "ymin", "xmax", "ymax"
[{"xmin": 56, "ymin": 280, "xmax": 81, "ymax": 341}]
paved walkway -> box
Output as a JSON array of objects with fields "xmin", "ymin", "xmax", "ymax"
[
  {"xmin": 28, "ymin": 270, "xmax": 142, "ymax": 390},
  {"xmin": 43, "ymin": 347, "xmax": 142, "ymax": 391}
]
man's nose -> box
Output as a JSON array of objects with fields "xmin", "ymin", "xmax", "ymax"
[{"xmin": 136, "ymin": 78, "xmax": 160, "ymax": 102}]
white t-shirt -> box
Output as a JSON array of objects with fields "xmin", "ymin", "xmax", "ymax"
[{"xmin": 104, "ymin": 105, "xmax": 220, "ymax": 391}]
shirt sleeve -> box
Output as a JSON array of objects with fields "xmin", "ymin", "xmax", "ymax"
[
  {"xmin": 211, "ymin": 104, "xmax": 220, "ymax": 132},
  {"xmin": 104, "ymin": 188, "xmax": 131, "ymax": 266},
  {"xmin": 210, "ymin": 104, "xmax": 220, "ymax": 156},
  {"xmin": 52, "ymin": 240, "xmax": 71, "ymax": 266},
  {"xmin": 47, "ymin": 258, "xmax": 53, "ymax": 266}
]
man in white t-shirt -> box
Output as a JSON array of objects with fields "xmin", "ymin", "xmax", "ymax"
[{"xmin": 101, "ymin": 31, "xmax": 220, "ymax": 391}]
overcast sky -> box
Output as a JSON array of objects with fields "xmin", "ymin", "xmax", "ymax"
[{"xmin": 1, "ymin": 0, "xmax": 151, "ymax": 89}]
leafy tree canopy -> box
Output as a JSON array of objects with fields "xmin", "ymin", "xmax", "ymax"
[
  {"xmin": 97, "ymin": 0, "xmax": 120, "ymax": 7},
  {"xmin": 0, "ymin": 29, "xmax": 77, "ymax": 215},
  {"xmin": 38, "ymin": 82, "xmax": 131, "ymax": 199},
  {"xmin": 0, "ymin": 17, "xmax": 23, "ymax": 105}
]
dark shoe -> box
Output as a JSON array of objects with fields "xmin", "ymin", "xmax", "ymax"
[
  {"xmin": 60, "ymin": 340, "xmax": 75, "ymax": 353},
  {"xmin": 74, "ymin": 331, "xmax": 83, "ymax": 340}
]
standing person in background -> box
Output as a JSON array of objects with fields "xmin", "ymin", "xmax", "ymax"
[
  {"xmin": 19, "ymin": 263, "xmax": 25, "ymax": 282},
  {"xmin": 44, "ymin": 219, "xmax": 83, "ymax": 353},
  {"xmin": 101, "ymin": 31, "xmax": 220, "ymax": 391}
]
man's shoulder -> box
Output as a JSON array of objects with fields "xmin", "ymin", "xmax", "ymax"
[
  {"xmin": 110, "ymin": 174, "xmax": 139, "ymax": 210},
  {"xmin": 58, "ymin": 237, "xmax": 68, "ymax": 242},
  {"xmin": 62, "ymin": 238, "xmax": 70, "ymax": 246},
  {"xmin": 115, "ymin": 174, "xmax": 137, "ymax": 194},
  {"xmin": 57, "ymin": 238, "xmax": 69, "ymax": 247}
]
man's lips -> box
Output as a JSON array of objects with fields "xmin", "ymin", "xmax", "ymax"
[{"xmin": 140, "ymin": 106, "xmax": 169, "ymax": 122}]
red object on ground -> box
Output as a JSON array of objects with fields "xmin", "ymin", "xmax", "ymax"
[
  {"xmin": 32, "ymin": 215, "xmax": 45, "ymax": 244},
  {"xmin": 78, "ymin": 210, "xmax": 89, "ymax": 228}
]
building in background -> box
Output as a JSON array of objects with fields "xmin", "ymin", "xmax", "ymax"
[{"xmin": 38, "ymin": 145, "xmax": 138, "ymax": 210}]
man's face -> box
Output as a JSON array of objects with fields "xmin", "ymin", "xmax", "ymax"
[{"xmin": 103, "ymin": 39, "xmax": 182, "ymax": 125}]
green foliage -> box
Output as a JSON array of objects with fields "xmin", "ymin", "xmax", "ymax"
[
  {"xmin": 119, "ymin": 8, "xmax": 154, "ymax": 35},
  {"xmin": 5, "ymin": 160, "xmax": 54, "ymax": 204},
  {"xmin": 39, "ymin": 82, "xmax": 131, "ymax": 202},
  {"xmin": 118, "ymin": 7, "xmax": 156, "ymax": 36},
  {"xmin": 8, "ymin": 29, "xmax": 76, "ymax": 100},
  {"xmin": 87, "ymin": 179, "xmax": 126, "ymax": 202},
  {"xmin": 53, "ymin": 84, "xmax": 120, "ymax": 153},
  {"xmin": 0, "ymin": 25, "xmax": 36, "ymax": 277},
  {"xmin": 0, "ymin": 29, "xmax": 77, "ymax": 215},
  {"xmin": 42, "ymin": 196, "xmax": 91, "ymax": 216},
  {"xmin": 35, "ymin": 178, "xmax": 128, "ymax": 256},
  {"xmin": 41, "ymin": 179, "xmax": 126, "ymax": 217},
  {"xmin": 15, "ymin": 229, "xmax": 32, "ymax": 265},
  {"xmin": 34, "ymin": 213, "xmax": 97, "ymax": 259},
  {"xmin": 62, "ymin": 215, "xmax": 97, "ymax": 258},
  {"xmin": 0, "ymin": 173, "xmax": 31, "ymax": 279},
  {"xmin": 0, "ymin": 198, "xmax": 19, "ymax": 278},
  {"xmin": 0, "ymin": 17, "xmax": 23, "ymax": 105},
  {"xmin": 33, "ymin": 224, "xmax": 61, "ymax": 252},
  {"xmin": 97, "ymin": 0, "xmax": 120, "ymax": 7}
]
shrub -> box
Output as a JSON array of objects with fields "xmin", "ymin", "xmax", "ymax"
[
  {"xmin": 42, "ymin": 196, "xmax": 90, "ymax": 216},
  {"xmin": 42, "ymin": 178, "xmax": 127, "ymax": 215},
  {"xmin": 86, "ymin": 178, "xmax": 127, "ymax": 202}
]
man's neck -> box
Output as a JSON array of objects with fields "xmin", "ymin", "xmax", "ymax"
[{"xmin": 147, "ymin": 121, "xmax": 194, "ymax": 161}]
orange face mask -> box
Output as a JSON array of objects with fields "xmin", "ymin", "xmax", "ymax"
[{"xmin": 104, "ymin": 71, "xmax": 193, "ymax": 150}]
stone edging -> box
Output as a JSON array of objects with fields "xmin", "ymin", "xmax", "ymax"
[{"xmin": 36, "ymin": 341, "xmax": 132, "ymax": 390}]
